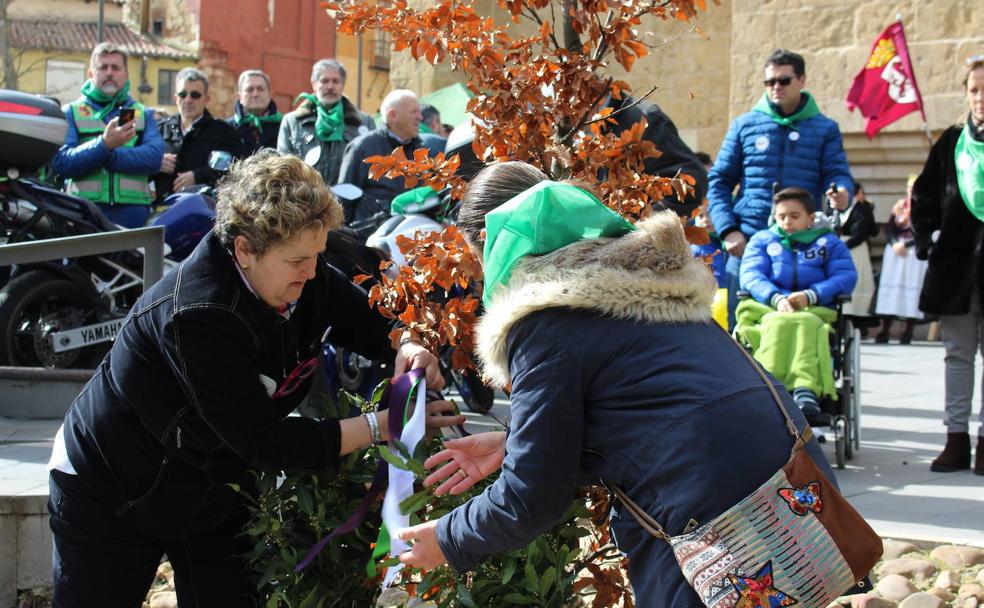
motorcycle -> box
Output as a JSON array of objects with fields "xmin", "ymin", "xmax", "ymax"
[
  {"xmin": 364, "ymin": 185, "xmax": 496, "ymax": 414},
  {"xmin": 0, "ymin": 89, "xmax": 218, "ymax": 368}
]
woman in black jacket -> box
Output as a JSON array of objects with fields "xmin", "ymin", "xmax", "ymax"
[
  {"xmin": 911, "ymin": 57, "xmax": 984, "ymax": 475},
  {"xmin": 47, "ymin": 151, "xmax": 463, "ymax": 607}
]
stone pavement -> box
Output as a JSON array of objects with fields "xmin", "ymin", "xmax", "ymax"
[{"xmin": 0, "ymin": 340, "xmax": 982, "ymax": 605}]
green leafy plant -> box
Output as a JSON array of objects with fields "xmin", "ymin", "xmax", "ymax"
[{"xmin": 239, "ymin": 386, "xmax": 630, "ymax": 607}]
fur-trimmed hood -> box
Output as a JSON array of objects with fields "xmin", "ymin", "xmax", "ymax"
[{"xmin": 476, "ymin": 210, "xmax": 716, "ymax": 388}]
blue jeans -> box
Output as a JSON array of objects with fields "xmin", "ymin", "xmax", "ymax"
[
  {"xmin": 49, "ymin": 470, "xmax": 253, "ymax": 608},
  {"xmin": 96, "ymin": 203, "xmax": 151, "ymax": 229}
]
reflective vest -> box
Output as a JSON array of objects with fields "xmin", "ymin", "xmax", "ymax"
[{"xmin": 64, "ymin": 99, "xmax": 153, "ymax": 206}]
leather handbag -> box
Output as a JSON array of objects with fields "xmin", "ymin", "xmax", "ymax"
[{"xmin": 610, "ymin": 338, "xmax": 882, "ymax": 608}]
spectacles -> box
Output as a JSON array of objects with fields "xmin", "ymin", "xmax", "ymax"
[
  {"xmin": 177, "ymin": 90, "xmax": 203, "ymax": 99},
  {"xmin": 763, "ymin": 76, "xmax": 795, "ymax": 88}
]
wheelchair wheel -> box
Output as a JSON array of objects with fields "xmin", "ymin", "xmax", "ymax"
[
  {"xmin": 850, "ymin": 326, "xmax": 862, "ymax": 452},
  {"xmin": 833, "ymin": 415, "xmax": 848, "ymax": 469},
  {"xmin": 841, "ymin": 377, "xmax": 854, "ymax": 461}
]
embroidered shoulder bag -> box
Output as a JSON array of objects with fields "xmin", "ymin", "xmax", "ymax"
[{"xmin": 610, "ymin": 338, "xmax": 882, "ymax": 608}]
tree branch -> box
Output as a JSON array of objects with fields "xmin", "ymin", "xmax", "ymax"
[
  {"xmin": 580, "ymin": 83, "xmax": 659, "ymax": 128},
  {"xmin": 562, "ymin": 0, "xmax": 583, "ymax": 53}
]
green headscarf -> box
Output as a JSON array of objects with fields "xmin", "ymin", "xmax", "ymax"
[
  {"xmin": 295, "ymin": 93, "xmax": 345, "ymax": 142},
  {"xmin": 482, "ymin": 181, "xmax": 636, "ymax": 305},
  {"xmin": 753, "ymin": 91, "xmax": 820, "ymax": 129},
  {"xmin": 80, "ymin": 79, "xmax": 131, "ymax": 120},
  {"xmin": 954, "ymin": 122, "xmax": 984, "ymax": 223},
  {"xmin": 769, "ymin": 224, "xmax": 832, "ymax": 250}
]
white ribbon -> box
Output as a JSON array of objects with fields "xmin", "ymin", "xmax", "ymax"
[{"xmin": 381, "ymin": 377, "xmax": 427, "ymax": 588}]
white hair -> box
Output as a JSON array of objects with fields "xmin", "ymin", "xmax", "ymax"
[{"xmin": 381, "ymin": 89, "xmax": 418, "ymax": 126}]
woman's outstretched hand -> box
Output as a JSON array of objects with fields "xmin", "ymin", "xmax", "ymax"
[
  {"xmin": 423, "ymin": 431, "xmax": 507, "ymax": 496},
  {"xmin": 398, "ymin": 520, "xmax": 447, "ymax": 570}
]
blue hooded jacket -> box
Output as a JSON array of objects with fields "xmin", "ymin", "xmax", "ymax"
[
  {"xmin": 707, "ymin": 94, "xmax": 853, "ymax": 240},
  {"xmin": 739, "ymin": 227, "xmax": 857, "ymax": 307}
]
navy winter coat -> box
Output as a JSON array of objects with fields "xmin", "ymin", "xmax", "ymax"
[
  {"xmin": 739, "ymin": 228, "xmax": 857, "ymax": 307},
  {"xmin": 708, "ymin": 102, "xmax": 853, "ymax": 240},
  {"xmin": 435, "ymin": 212, "xmax": 835, "ymax": 607}
]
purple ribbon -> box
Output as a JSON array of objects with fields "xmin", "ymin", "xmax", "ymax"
[{"xmin": 294, "ymin": 369, "xmax": 425, "ymax": 572}]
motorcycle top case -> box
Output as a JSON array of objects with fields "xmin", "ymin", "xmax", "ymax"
[{"xmin": 0, "ymin": 89, "xmax": 68, "ymax": 171}]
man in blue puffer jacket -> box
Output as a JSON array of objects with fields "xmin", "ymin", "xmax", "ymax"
[
  {"xmin": 709, "ymin": 49, "xmax": 854, "ymax": 329},
  {"xmin": 739, "ymin": 187, "xmax": 856, "ymax": 419}
]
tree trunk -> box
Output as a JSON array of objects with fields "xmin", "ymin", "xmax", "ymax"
[{"xmin": 0, "ymin": 0, "xmax": 18, "ymax": 90}]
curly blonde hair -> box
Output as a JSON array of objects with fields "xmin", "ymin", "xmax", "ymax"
[{"xmin": 214, "ymin": 150, "xmax": 343, "ymax": 255}]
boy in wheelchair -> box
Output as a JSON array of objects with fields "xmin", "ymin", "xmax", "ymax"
[{"xmin": 737, "ymin": 187, "xmax": 857, "ymax": 422}]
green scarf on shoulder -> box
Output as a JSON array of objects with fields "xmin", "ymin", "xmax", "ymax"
[
  {"xmin": 753, "ymin": 91, "xmax": 820, "ymax": 129},
  {"xmin": 80, "ymin": 79, "xmax": 131, "ymax": 120},
  {"xmin": 769, "ymin": 224, "xmax": 832, "ymax": 250},
  {"xmin": 295, "ymin": 93, "xmax": 345, "ymax": 142},
  {"xmin": 954, "ymin": 121, "xmax": 984, "ymax": 223}
]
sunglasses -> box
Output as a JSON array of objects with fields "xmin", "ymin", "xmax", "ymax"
[
  {"xmin": 763, "ymin": 76, "xmax": 795, "ymax": 88},
  {"xmin": 177, "ymin": 90, "xmax": 203, "ymax": 99}
]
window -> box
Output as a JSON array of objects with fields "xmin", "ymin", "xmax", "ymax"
[
  {"xmin": 44, "ymin": 60, "xmax": 86, "ymax": 104},
  {"xmin": 157, "ymin": 69, "xmax": 178, "ymax": 106},
  {"xmin": 371, "ymin": 32, "xmax": 391, "ymax": 71},
  {"xmin": 152, "ymin": 19, "xmax": 165, "ymax": 36}
]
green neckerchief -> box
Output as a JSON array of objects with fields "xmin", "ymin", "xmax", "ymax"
[
  {"xmin": 80, "ymin": 79, "xmax": 131, "ymax": 120},
  {"xmin": 753, "ymin": 91, "xmax": 820, "ymax": 129},
  {"xmin": 769, "ymin": 224, "xmax": 833, "ymax": 251},
  {"xmin": 482, "ymin": 181, "xmax": 636, "ymax": 305},
  {"xmin": 954, "ymin": 121, "xmax": 984, "ymax": 223},
  {"xmin": 419, "ymin": 122, "xmax": 434, "ymax": 134},
  {"xmin": 295, "ymin": 93, "xmax": 344, "ymax": 142},
  {"xmin": 234, "ymin": 108, "xmax": 283, "ymax": 130}
]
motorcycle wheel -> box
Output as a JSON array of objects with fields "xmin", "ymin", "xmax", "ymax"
[
  {"xmin": 0, "ymin": 270, "xmax": 107, "ymax": 369},
  {"xmin": 450, "ymin": 368, "xmax": 495, "ymax": 414}
]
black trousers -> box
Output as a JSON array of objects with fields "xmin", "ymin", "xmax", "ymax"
[{"xmin": 48, "ymin": 470, "xmax": 253, "ymax": 608}]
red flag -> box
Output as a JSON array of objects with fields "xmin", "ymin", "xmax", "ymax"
[{"xmin": 846, "ymin": 21, "xmax": 925, "ymax": 139}]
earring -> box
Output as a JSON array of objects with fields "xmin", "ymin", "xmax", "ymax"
[{"xmin": 241, "ymin": 263, "xmax": 249, "ymax": 270}]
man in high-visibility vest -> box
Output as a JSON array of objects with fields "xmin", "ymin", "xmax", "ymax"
[{"xmin": 52, "ymin": 42, "xmax": 164, "ymax": 229}]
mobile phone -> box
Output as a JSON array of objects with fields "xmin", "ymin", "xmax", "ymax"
[{"xmin": 118, "ymin": 107, "xmax": 135, "ymax": 126}]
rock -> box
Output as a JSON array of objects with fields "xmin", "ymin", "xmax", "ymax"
[
  {"xmin": 978, "ymin": 569, "xmax": 984, "ymax": 584},
  {"xmin": 935, "ymin": 570, "xmax": 960, "ymax": 591},
  {"xmin": 931, "ymin": 546, "xmax": 984, "ymax": 569},
  {"xmin": 878, "ymin": 558, "xmax": 939, "ymax": 583},
  {"xmin": 851, "ymin": 593, "xmax": 898, "ymax": 608},
  {"xmin": 881, "ymin": 540, "xmax": 920, "ymax": 561},
  {"xmin": 148, "ymin": 591, "xmax": 177, "ymax": 608},
  {"xmin": 898, "ymin": 592, "xmax": 945, "ymax": 608},
  {"xmin": 928, "ymin": 586, "xmax": 955, "ymax": 602},
  {"xmin": 876, "ymin": 574, "xmax": 920, "ymax": 603},
  {"xmin": 964, "ymin": 598, "xmax": 981, "ymax": 608},
  {"xmin": 958, "ymin": 584, "xmax": 984, "ymax": 601}
]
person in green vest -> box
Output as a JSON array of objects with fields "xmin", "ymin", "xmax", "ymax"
[{"xmin": 52, "ymin": 42, "xmax": 164, "ymax": 229}]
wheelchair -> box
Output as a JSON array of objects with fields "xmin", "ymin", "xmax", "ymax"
[{"xmin": 734, "ymin": 293, "xmax": 862, "ymax": 469}]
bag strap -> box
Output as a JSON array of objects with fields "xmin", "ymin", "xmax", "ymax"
[{"xmin": 606, "ymin": 324, "xmax": 814, "ymax": 542}]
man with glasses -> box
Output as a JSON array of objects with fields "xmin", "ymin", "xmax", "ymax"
[
  {"xmin": 153, "ymin": 67, "xmax": 245, "ymax": 204},
  {"xmin": 708, "ymin": 49, "xmax": 854, "ymax": 329},
  {"xmin": 52, "ymin": 43, "xmax": 164, "ymax": 228}
]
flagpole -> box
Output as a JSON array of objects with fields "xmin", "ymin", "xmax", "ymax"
[{"xmin": 896, "ymin": 13, "xmax": 934, "ymax": 147}]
